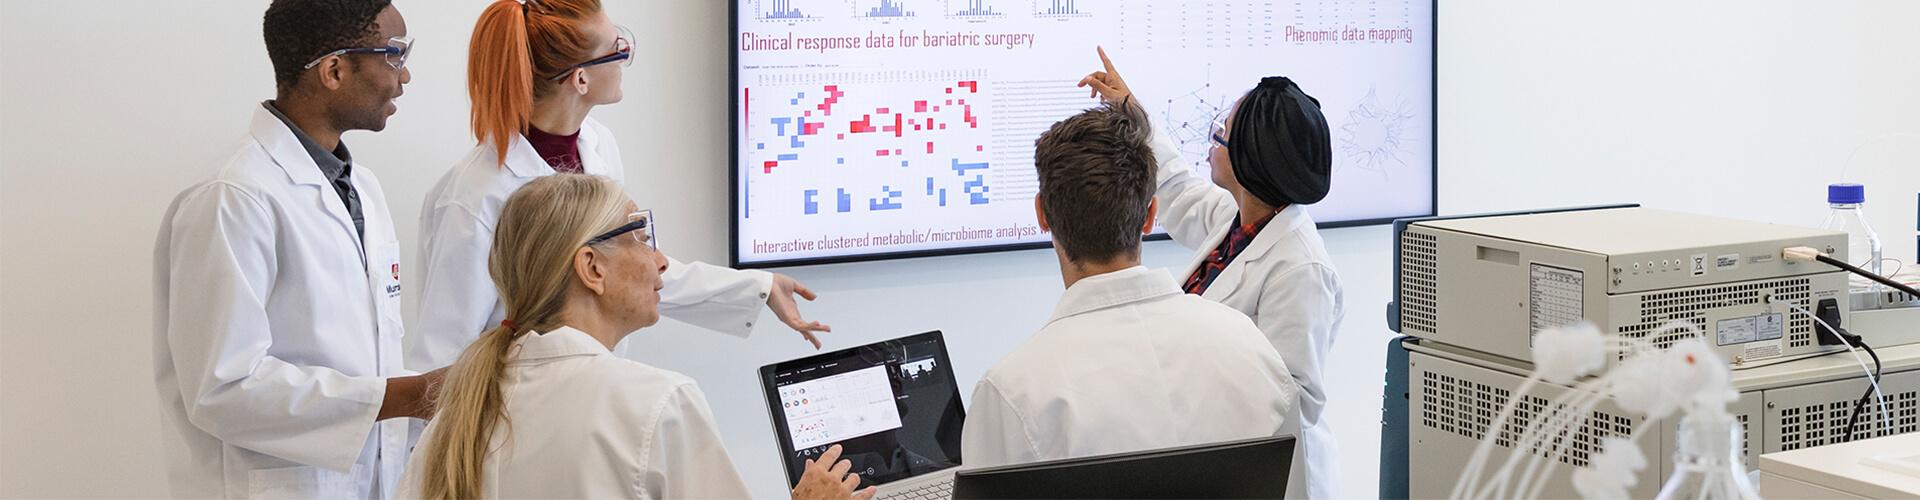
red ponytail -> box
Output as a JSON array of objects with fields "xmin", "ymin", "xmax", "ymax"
[{"xmin": 467, "ymin": 0, "xmax": 604, "ymax": 164}]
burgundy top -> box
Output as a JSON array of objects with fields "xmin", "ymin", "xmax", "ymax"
[{"xmin": 525, "ymin": 125, "xmax": 583, "ymax": 173}]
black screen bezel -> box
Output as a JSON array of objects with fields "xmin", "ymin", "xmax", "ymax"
[{"xmin": 757, "ymin": 330, "xmax": 964, "ymax": 487}]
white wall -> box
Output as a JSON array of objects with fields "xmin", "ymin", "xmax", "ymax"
[{"xmin": 4, "ymin": 0, "xmax": 1919, "ymax": 498}]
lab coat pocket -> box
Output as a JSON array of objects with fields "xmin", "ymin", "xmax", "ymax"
[{"xmin": 246, "ymin": 464, "xmax": 360, "ymax": 499}]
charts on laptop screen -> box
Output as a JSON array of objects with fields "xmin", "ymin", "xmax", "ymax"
[
  {"xmin": 733, "ymin": 0, "xmax": 1435, "ymax": 267},
  {"xmin": 764, "ymin": 332, "xmax": 963, "ymax": 486}
]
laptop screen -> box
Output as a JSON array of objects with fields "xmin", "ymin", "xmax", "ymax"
[{"xmin": 760, "ymin": 331, "xmax": 965, "ymax": 487}]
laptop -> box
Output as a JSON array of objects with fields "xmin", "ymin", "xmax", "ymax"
[{"xmin": 760, "ymin": 331, "xmax": 967, "ymax": 500}]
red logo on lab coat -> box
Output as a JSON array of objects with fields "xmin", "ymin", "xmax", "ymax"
[{"xmin": 391, "ymin": 263, "xmax": 401, "ymax": 281}]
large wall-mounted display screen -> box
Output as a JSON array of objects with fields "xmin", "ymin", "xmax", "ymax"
[{"xmin": 733, "ymin": 0, "xmax": 1434, "ymax": 267}]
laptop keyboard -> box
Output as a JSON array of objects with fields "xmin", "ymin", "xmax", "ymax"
[{"xmin": 879, "ymin": 477, "xmax": 953, "ymax": 500}]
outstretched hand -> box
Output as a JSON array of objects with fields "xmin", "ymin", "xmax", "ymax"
[
  {"xmin": 768, "ymin": 273, "xmax": 831, "ymax": 349},
  {"xmin": 1077, "ymin": 46, "xmax": 1134, "ymax": 105}
]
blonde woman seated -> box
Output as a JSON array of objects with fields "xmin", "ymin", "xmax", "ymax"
[{"xmin": 399, "ymin": 174, "xmax": 872, "ymax": 500}]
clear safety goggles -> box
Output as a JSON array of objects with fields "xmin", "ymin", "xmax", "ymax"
[
  {"xmin": 584, "ymin": 210, "xmax": 655, "ymax": 251},
  {"xmin": 303, "ymin": 36, "xmax": 415, "ymax": 71},
  {"xmin": 549, "ymin": 25, "xmax": 634, "ymax": 81}
]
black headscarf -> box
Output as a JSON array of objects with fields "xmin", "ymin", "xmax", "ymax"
[{"xmin": 1227, "ymin": 76, "xmax": 1332, "ymax": 207}]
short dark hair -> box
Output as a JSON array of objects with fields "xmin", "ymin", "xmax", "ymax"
[
  {"xmin": 263, "ymin": 0, "xmax": 393, "ymax": 89},
  {"xmin": 1033, "ymin": 102, "xmax": 1157, "ymax": 262}
]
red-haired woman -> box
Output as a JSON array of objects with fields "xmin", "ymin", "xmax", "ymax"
[{"xmin": 410, "ymin": 0, "xmax": 833, "ymax": 378}]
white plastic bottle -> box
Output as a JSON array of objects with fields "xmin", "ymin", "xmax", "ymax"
[{"xmin": 1821, "ymin": 183, "xmax": 1883, "ymax": 290}]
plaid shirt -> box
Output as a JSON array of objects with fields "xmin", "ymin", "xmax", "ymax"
[{"xmin": 1182, "ymin": 211, "xmax": 1278, "ymax": 295}]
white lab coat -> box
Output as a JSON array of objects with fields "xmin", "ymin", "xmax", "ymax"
[
  {"xmin": 1149, "ymin": 131, "xmax": 1346, "ymax": 499},
  {"xmin": 153, "ymin": 105, "xmax": 411, "ymax": 499},
  {"xmin": 396, "ymin": 326, "xmax": 752, "ymax": 499},
  {"xmin": 960, "ymin": 267, "xmax": 1300, "ymax": 471},
  {"xmin": 409, "ymin": 117, "xmax": 773, "ymax": 372}
]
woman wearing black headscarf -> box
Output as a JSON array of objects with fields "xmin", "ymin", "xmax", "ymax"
[{"xmin": 1079, "ymin": 47, "xmax": 1345, "ymax": 500}]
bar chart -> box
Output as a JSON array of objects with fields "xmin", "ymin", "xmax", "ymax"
[
  {"xmin": 858, "ymin": 0, "xmax": 918, "ymax": 18},
  {"xmin": 948, "ymin": 0, "xmax": 1005, "ymax": 18},
  {"xmin": 755, "ymin": 0, "xmax": 823, "ymax": 21},
  {"xmin": 1033, "ymin": 0, "xmax": 1090, "ymax": 18}
]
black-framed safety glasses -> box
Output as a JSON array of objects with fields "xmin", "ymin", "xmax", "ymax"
[
  {"xmin": 584, "ymin": 210, "xmax": 655, "ymax": 251},
  {"xmin": 548, "ymin": 25, "xmax": 634, "ymax": 81}
]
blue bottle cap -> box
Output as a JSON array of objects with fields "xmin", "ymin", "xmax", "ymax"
[{"xmin": 1828, "ymin": 183, "xmax": 1865, "ymax": 204}]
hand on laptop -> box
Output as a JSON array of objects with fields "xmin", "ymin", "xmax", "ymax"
[
  {"xmin": 793, "ymin": 445, "xmax": 876, "ymax": 500},
  {"xmin": 769, "ymin": 273, "xmax": 832, "ymax": 349}
]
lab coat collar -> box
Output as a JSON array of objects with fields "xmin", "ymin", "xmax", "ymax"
[
  {"xmin": 500, "ymin": 132, "xmax": 553, "ymax": 179},
  {"xmin": 1177, "ymin": 205, "xmax": 1316, "ymax": 299},
  {"xmin": 510, "ymin": 326, "xmax": 613, "ymax": 363},
  {"xmin": 1045, "ymin": 266, "xmax": 1184, "ymax": 326},
  {"xmin": 1236, "ymin": 204, "xmax": 1314, "ymax": 263},
  {"xmin": 576, "ymin": 119, "xmax": 610, "ymax": 175},
  {"xmin": 249, "ymin": 103, "xmax": 329, "ymax": 187},
  {"xmin": 261, "ymin": 101, "xmax": 354, "ymax": 183},
  {"xmin": 501, "ymin": 118, "xmax": 613, "ymax": 178}
]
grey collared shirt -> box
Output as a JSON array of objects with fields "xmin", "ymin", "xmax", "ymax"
[{"xmin": 263, "ymin": 101, "xmax": 364, "ymax": 242}]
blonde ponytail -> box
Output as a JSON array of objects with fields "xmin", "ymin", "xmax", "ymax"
[{"xmin": 418, "ymin": 173, "xmax": 632, "ymax": 500}]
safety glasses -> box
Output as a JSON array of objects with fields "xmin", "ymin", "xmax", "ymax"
[
  {"xmin": 1210, "ymin": 118, "xmax": 1230, "ymax": 149},
  {"xmin": 303, "ymin": 36, "xmax": 415, "ymax": 71},
  {"xmin": 584, "ymin": 210, "xmax": 655, "ymax": 251},
  {"xmin": 549, "ymin": 25, "xmax": 634, "ymax": 81}
]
